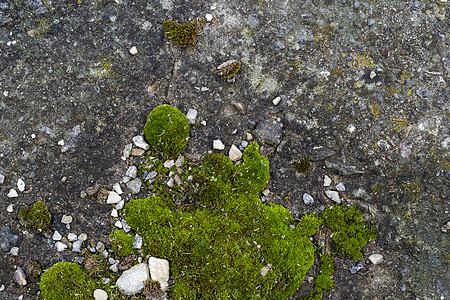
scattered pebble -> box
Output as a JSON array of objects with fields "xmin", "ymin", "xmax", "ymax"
[
  {"xmin": 164, "ymin": 160, "xmax": 174, "ymax": 168},
  {"xmin": 201, "ymin": 120, "xmax": 207, "ymax": 126},
  {"xmin": 55, "ymin": 241, "xmax": 68, "ymax": 252},
  {"xmin": 205, "ymin": 13, "xmax": 213, "ymax": 22},
  {"xmin": 272, "ymin": 96, "xmax": 281, "ymax": 106},
  {"xmin": 52, "ymin": 231, "xmax": 62, "ymax": 241},
  {"xmin": 116, "ymin": 263, "xmax": 149, "ymax": 295},
  {"xmin": 7, "ymin": 204, "xmax": 14, "ymax": 213},
  {"xmin": 133, "ymin": 234, "xmax": 143, "ymax": 249},
  {"xmin": 107, "ymin": 191, "xmax": 122, "ymax": 204},
  {"xmin": 72, "ymin": 240, "xmax": 82, "ymax": 252},
  {"xmin": 148, "ymin": 257, "xmax": 170, "ymax": 291},
  {"xmin": 0, "ymin": 173, "xmax": 4, "ymax": 184},
  {"xmin": 132, "ymin": 136, "xmax": 149, "ymax": 150},
  {"xmin": 229, "ymin": 145, "xmax": 242, "ymax": 161},
  {"xmin": 129, "ymin": 46, "xmax": 138, "ymax": 55},
  {"xmin": 336, "ymin": 182, "xmax": 346, "ymax": 192},
  {"xmin": 61, "ymin": 215, "xmax": 73, "ymax": 224},
  {"xmin": 130, "ymin": 148, "xmax": 145, "ymax": 156},
  {"xmin": 260, "ymin": 263, "xmax": 272, "ymax": 276},
  {"xmin": 347, "ymin": 124, "xmax": 356, "ymax": 133},
  {"xmin": 13, "ymin": 267, "xmax": 27, "ymax": 286},
  {"xmin": 186, "ymin": 109, "xmax": 198, "ymax": 125},
  {"xmin": 116, "ymin": 200, "xmax": 125, "ymax": 210},
  {"xmin": 123, "ymin": 143, "xmax": 133, "ymax": 159},
  {"xmin": 369, "ymin": 254, "xmax": 383, "ymax": 265},
  {"xmin": 67, "ymin": 233, "xmax": 78, "ymax": 241},
  {"xmin": 57, "ymin": 140, "xmax": 65, "ymax": 146},
  {"xmin": 175, "ymin": 155, "xmax": 185, "ymax": 167},
  {"xmin": 440, "ymin": 221, "xmax": 450, "ymax": 233},
  {"xmin": 370, "ymin": 70, "xmax": 377, "ymax": 79},
  {"xmin": 17, "ymin": 178, "xmax": 25, "ymax": 192},
  {"xmin": 145, "ymin": 171, "xmax": 158, "ymax": 182},
  {"xmin": 325, "ymin": 190, "xmax": 341, "ymax": 203},
  {"xmin": 7, "ymin": 189, "xmax": 18, "ymax": 198},
  {"xmin": 125, "ymin": 166, "xmax": 137, "ymax": 178},
  {"xmin": 94, "ymin": 289, "xmax": 108, "ymax": 300},
  {"xmin": 127, "ymin": 178, "xmax": 142, "ymax": 194},
  {"xmin": 113, "ymin": 183, "xmax": 123, "ymax": 195},
  {"xmin": 96, "ymin": 242, "xmax": 105, "ymax": 252},
  {"xmin": 110, "ymin": 263, "xmax": 118, "ymax": 272},
  {"xmin": 78, "ymin": 233, "xmax": 88, "ymax": 241},
  {"xmin": 213, "ymin": 139, "xmax": 225, "ymax": 150},
  {"xmin": 174, "ymin": 174, "xmax": 182, "ymax": 186},
  {"xmin": 10, "ymin": 246, "xmax": 19, "ymax": 256},
  {"xmin": 114, "ymin": 220, "xmax": 123, "ymax": 228},
  {"xmin": 0, "ymin": 284, "xmax": 4, "ymax": 291},
  {"xmin": 350, "ymin": 261, "xmax": 364, "ymax": 274},
  {"xmin": 323, "ymin": 175, "xmax": 332, "ymax": 187},
  {"xmin": 111, "ymin": 209, "xmax": 118, "ymax": 218},
  {"xmin": 166, "ymin": 178, "xmax": 174, "ymax": 188},
  {"xmin": 303, "ymin": 193, "xmax": 314, "ymax": 205},
  {"xmin": 101, "ymin": 278, "xmax": 110, "ymax": 285}
]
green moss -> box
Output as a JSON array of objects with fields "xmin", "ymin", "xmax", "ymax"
[
  {"xmin": 314, "ymin": 254, "xmax": 335, "ymax": 291},
  {"xmin": 294, "ymin": 157, "xmax": 311, "ymax": 173},
  {"xmin": 297, "ymin": 213, "xmax": 323, "ymax": 237},
  {"xmin": 321, "ymin": 205, "xmax": 377, "ymax": 260},
  {"xmin": 109, "ymin": 230, "xmax": 135, "ymax": 257},
  {"xmin": 123, "ymin": 143, "xmax": 315, "ymax": 299},
  {"xmin": 302, "ymin": 287, "xmax": 323, "ymax": 300},
  {"xmin": 143, "ymin": 105, "xmax": 190, "ymax": 158},
  {"xmin": 40, "ymin": 262, "xmax": 97, "ymax": 300},
  {"xmin": 17, "ymin": 200, "xmax": 51, "ymax": 231},
  {"xmin": 163, "ymin": 18, "xmax": 205, "ymax": 47}
]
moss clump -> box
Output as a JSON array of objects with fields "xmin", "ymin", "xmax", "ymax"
[
  {"xmin": 109, "ymin": 229, "xmax": 134, "ymax": 257},
  {"xmin": 163, "ymin": 18, "xmax": 205, "ymax": 47},
  {"xmin": 314, "ymin": 254, "xmax": 335, "ymax": 291},
  {"xmin": 297, "ymin": 213, "xmax": 323, "ymax": 237},
  {"xmin": 143, "ymin": 105, "xmax": 190, "ymax": 158},
  {"xmin": 123, "ymin": 143, "xmax": 315, "ymax": 299},
  {"xmin": 18, "ymin": 200, "xmax": 51, "ymax": 231},
  {"xmin": 322, "ymin": 205, "xmax": 377, "ymax": 260},
  {"xmin": 294, "ymin": 157, "xmax": 311, "ymax": 173},
  {"xmin": 40, "ymin": 262, "xmax": 97, "ymax": 300}
]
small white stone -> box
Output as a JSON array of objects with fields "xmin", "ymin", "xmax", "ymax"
[
  {"xmin": 370, "ymin": 70, "xmax": 377, "ymax": 79},
  {"xmin": 72, "ymin": 240, "xmax": 82, "ymax": 252},
  {"xmin": 200, "ymin": 86, "xmax": 209, "ymax": 91},
  {"xmin": 110, "ymin": 263, "xmax": 119, "ymax": 272},
  {"xmin": 201, "ymin": 120, "xmax": 207, "ymax": 126},
  {"xmin": 325, "ymin": 190, "xmax": 341, "ymax": 203},
  {"xmin": 205, "ymin": 13, "xmax": 213, "ymax": 22},
  {"xmin": 94, "ymin": 289, "xmax": 108, "ymax": 300},
  {"xmin": 107, "ymin": 191, "xmax": 122, "ymax": 204},
  {"xmin": 369, "ymin": 254, "xmax": 383, "ymax": 265},
  {"xmin": 228, "ymin": 145, "xmax": 242, "ymax": 161},
  {"xmin": 0, "ymin": 173, "xmax": 4, "ymax": 184},
  {"xmin": 133, "ymin": 234, "xmax": 143, "ymax": 249},
  {"xmin": 241, "ymin": 140, "xmax": 248, "ymax": 148},
  {"xmin": 61, "ymin": 215, "xmax": 73, "ymax": 224},
  {"xmin": 148, "ymin": 257, "xmax": 170, "ymax": 291},
  {"xmin": 347, "ymin": 124, "xmax": 356, "ymax": 133},
  {"xmin": 323, "ymin": 175, "xmax": 332, "ymax": 187},
  {"xmin": 123, "ymin": 143, "xmax": 133, "ymax": 158},
  {"xmin": 17, "ymin": 178, "xmax": 25, "ymax": 192},
  {"xmin": 303, "ymin": 193, "xmax": 314, "ymax": 205},
  {"xmin": 7, "ymin": 204, "xmax": 14, "ymax": 213},
  {"xmin": 125, "ymin": 166, "xmax": 137, "ymax": 178},
  {"xmin": 336, "ymin": 182, "xmax": 346, "ymax": 192},
  {"xmin": 114, "ymin": 220, "xmax": 123, "ymax": 228},
  {"xmin": 116, "ymin": 263, "xmax": 149, "ymax": 295},
  {"xmin": 52, "ymin": 231, "xmax": 62, "ymax": 241},
  {"xmin": 260, "ymin": 263, "xmax": 272, "ymax": 276},
  {"xmin": 113, "ymin": 183, "xmax": 123, "ymax": 195},
  {"xmin": 132, "ymin": 136, "xmax": 149, "ymax": 150},
  {"xmin": 213, "ymin": 139, "xmax": 225, "ymax": 150},
  {"xmin": 111, "ymin": 208, "xmax": 118, "ymax": 218},
  {"xmin": 58, "ymin": 139, "xmax": 65, "ymax": 146},
  {"xmin": 7, "ymin": 189, "xmax": 18, "ymax": 198},
  {"xmin": 78, "ymin": 233, "xmax": 88, "ymax": 241},
  {"xmin": 13, "ymin": 267, "xmax": 27, "ymax": 286},
  {"xmin": 164, "ymin": 160, "xmax": 174, "ymax": 168},
  {"xmin": 116, "ymin": 199, "xmax": 125, "ymax": 210},
  {"xmin": 175, "ymin": 155, "xmax": 185, "ymax": 167},
  {"xmin": 10, "ymin": 247, "xmax": 19, "ymax": 256},
  {"xmin": 246, "ymin": 132, "xmax": 253, "ymax": 140},
  {"xmin": 67, "ymin": 233, "xmax": 78, "ymax": 241},
  {"xmin": 272, "ymin": 96, "xmax": 281, "ymax": 105},
  {"xmin": 129, "ymin": 46, "xmax": 138, "ymax": 55},
  {"xmin": 186, "ymin": 109, "xmax": 198, "ymax": 125},
  {"xmin": 0, "ymin": 284, "xmax": 4, "ymax": 291},
  {"xmin": 55, "ymin": 241, "xmax": 68, "ymax": 252},
  {"xmin": 166, "ymin": 178, "xmax": 174, "ymax": 188}
]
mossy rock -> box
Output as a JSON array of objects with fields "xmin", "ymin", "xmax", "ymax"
[
  {"xmin": 40, "ymin": 262, "xmax": 97, "ymax": 300},
  {"xmin": 143, "ymin": 105, "xmax": 190, "ymax": 157},
  {"xmin": 109, "ymin": 229, "xmax": 134, "ymax": 257},
  {"xmin": 17, "ymin": 200, "xmax": 51, "ymax": 231}
]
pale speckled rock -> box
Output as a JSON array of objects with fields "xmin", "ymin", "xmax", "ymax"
[
  {"xmin": 116, "ymin": 263, "xmax": 149, "ymax": 295},
  {"xmin": 303, "ymin": 193, "xmax": 314, "ymax": 205},
  {"xmin": 323, "ymin": 175, "xmax": 332, "ymax": 187},
  {"xmin": 213, "ymin": 139, "xmax": 225, "ymax": 150},
  {"xmin": 113, "ymin": 183, "xmax": 123, "ymax": 195},
  {"xmin": 61, "ymin": 215, "xmax": 73, "ymax": 224},
  {"xmin": 336, "ymin": 182, "xmax": 346, "ymax": 192},
  {"xmin": 107, "ymin": 191, "xmax": 122, "ymax": 204},
  {"xmin": 132, "ymin": 135, "xmax": 149, "ymax": 150},
  {"xmin": 7, "ymin": 189, "xmax": 18, "ymax": 198},
  {"xmin": 163, "ymin": 160, "xmax": 174, "ymax": 168},
  {"xmin": 148, "ymin": 257, "xmax": 170, "ymax": 291},
  {"xmin": 186, "ymin": 108, "xmax": 198, "ymax": 124},
  {"xmin": 369, "ymin": 254, "xmax": 383, "ymax": 265},
  {"xmin": 127, "ymin": 178, "xmax": 142, "ymax": 194},
  {"xmin": 228, "ymin": 145, "xmax": 242, "ymax": 161},
  {"xmin": 325, "ymin": 190, "xmax": 341, "ymax": 203},
  {"xmin": 52, "ymin": 231, "xmax": 62, "ymax": 241},
  {"xmin": 55, "ymin": 241, "xmax": 67, "ymax": 252},
  {"xmin": 94, "ymin": 289, "xmax": 108, "ymax": 300},
  {"xmin": 0, "ymin": 173, "xmax": 4, "ymax": 184},
  {"xmin": 125, "ymin": 166, "xmax": 137, "ymax": 178},
  {"xmin": 17, "ymin": 178, "xmax": 25, "ymax": 192},
  {"xmin": 13, "ymin": 267, "xmax": 27, "ymax": 286}
]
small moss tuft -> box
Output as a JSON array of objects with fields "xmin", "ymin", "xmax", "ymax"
[
  {"xmin": 18, "ymin": 200, "xmax": 51, "ymax": 232},
  {"xmin": 109, "ymin": 229, "xmax": 135, "ymax": 257},
  {"xmin": 294, "ymin": 157, "xmax": 311, "ymax": 173},
  {"xmin": 235, "ymin": 142, "xmax": 270, "ymax": 193},
  {"xmin": 40, "ymin": 262, "xmax": 97, "ymax": 300},
  {"xmin": 163, "ymin": 18, "xmax": 205, "ymax": 47},
  {"xmin": 322, "ymin": 205, "xmax": 377, "ymax": 260},
  {"xmin": 297, "ymin": 213, "xmax": 323, "ymax": 237},
  {"xmin": 143, "ymin": 105, "xmax": 190, "ymax": 158}
]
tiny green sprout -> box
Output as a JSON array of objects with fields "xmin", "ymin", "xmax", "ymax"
[
  {"xmin": 163, "ymin": 18, "xmax": 205, "ymax": 47},
  {"xmin": 294, "ymin": 157, "xmax": 311, "ymax": 173}
]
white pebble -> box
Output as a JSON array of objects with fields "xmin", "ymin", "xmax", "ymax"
[
  {"xmin": 0, "ymin": 173, "xmax": 4, "ymax": 184},
  {"xmin": 57, "ymin": 140, "xmax": 65, "ymax": 146},
  {"xmin": 186, "ymin": 109, "xmax": 198, "ymax": 125},
  {"xmin": 116, "ymin": 199, "xmax": 125, "ymax": 210},
  {"xmin": 125, "ymin": 166, "xmax": 137, "ymax": 178},
  {"xmin": 325, "ymin": 190, "xmax": 341, "ymax": 203},
  {"xmin": 67, "ymin": 233, "xmax": 78, "ymax": 241},
  {"xmin": 201, "ymin": 120, "xmax": 207, "ymax": 126},
  {"xmin": 7, "ymin": 204, "xmax": 14, "ymax": 213},
  {"xmin": 336, "ymin": 182, "xmax": 346, "ymax": 192},
  {"xmin": 17, "ymin": 178, "xmax": 25, "ymax": 192},
  {"xmin": 61, "ymin": 215, "xmax": 73, "ymax": 224},
  {"xmin": 369, "ymin": 254, "xmax": 383, "ymax": 265},
  {"xmin": 52, "ymin": 231, "xmax": 62, "ymax": 241},
  {"xmin": 303, "ymin": 193, "xmax": 314, "ymax": 205},
  {"xmin": 111, "ymin": 209, "xmax": 118, "ymax": 218},
  {"xmin": 228, "ymin": 145, "xmax": 242, "ymax": 161},
  {"xmin": 55, "ymin": 242, "xmax": 68, "ymax": 252},
  {"xmin": 107, "ymin": 191, "xmax": 122, "ymax": 204},
  {"xmin": 7, "ymin": 189, "xmax": 18, "ymax": 198},
  {"xmin": 123, "ymin": 143, "xmax": 133, "ymax": 158},
  {"xmin": 113, "ymin": 183, "xmax": 123, "ymax": 195},
  {"xmin": 166, "ymin": 178, "xmax": 174, "ymax": 188},
  {"xmin": 200, "ymin": 86, "xmax": 209, "ymax": 91},
  {"xmin": 129, "ymin": 46, "xmax": 138, "ymax": 55},
  {"xmin": 72, "ymin": 240, "xmax": 82, "ymax": 252},
  {"xmin": 94, "ymin": 289, "xmax": 108, "ymax": 300},
  {"xmin": 114, "ymin": 220, "xmax": 123, "ymax": 228},
  {"xmin": 132, "ymin": 136, "xmax": 149, "ymax": 150},
  {"xmin": 272, "ymin": 96, "xmax": 281, "ymax": 105},
  {"xmin": 213, "ymin": 139, "xmax": 225, "ymax": 150},
  {"xmin": 347, "ymin": 124, "xmax": 356, "ymax": 133},
  {"xmin": 323, "ymin": 175, "xmax": 332, "ymax": 187},
  {"xmin": 10, "ymin": 247, "xmax": 19, "ymax": 256},
  {"xmin": 370, "ymin": 70, "xmax": 377, "ymax": 79},
  {"xmin": 205, "ymin": 13, "xmax": 213, "ymax": 22},
  {"xmin": 78, "ymin": 233, "xmax": 88, "ymax": 241},
  {"xmin": 164, "ymin": 160, "xmax": 174, "ymax": 168}
]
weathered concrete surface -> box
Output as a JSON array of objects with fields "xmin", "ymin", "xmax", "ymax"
[{"xmin": 0, "ymin": 0, "xmax": 448, "ymax": 299}]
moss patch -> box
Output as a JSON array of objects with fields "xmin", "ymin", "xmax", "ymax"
[
  {"xmin": 17, "ymin": 200, "xmax": 51, "ymax": 232},
  {"xmin": 143, "ymin": 105, "xmax": 190, "ymax": 158},
  {"xmin": 40, "ymin": 262, "xmax": 97, "ymax": 300},
  {"xmin": 163, "ymin": 18, "xmax": 205, "ymax": 47},
  {"xmin": 109, "ymin": 229, "xmax": 135, "ymax": 257}
]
